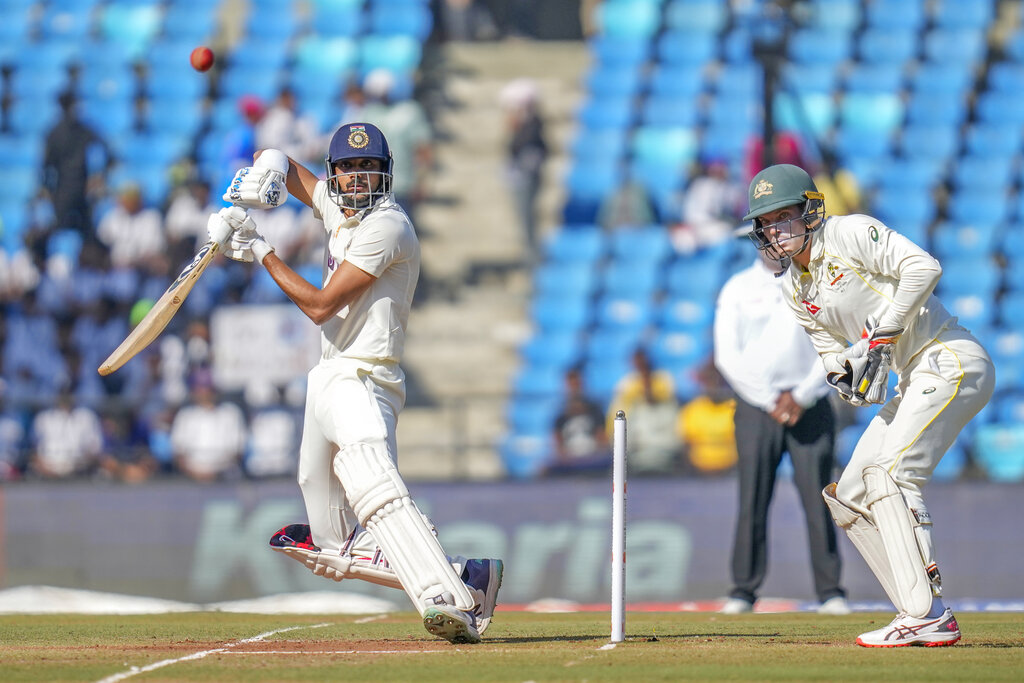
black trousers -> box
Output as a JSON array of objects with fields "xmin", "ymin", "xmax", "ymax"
[{"xmin": 729, "ymin": 396, "xmax": 845, "ymax": 603}]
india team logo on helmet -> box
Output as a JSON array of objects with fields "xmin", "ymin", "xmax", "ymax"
[{"xmin": 325, "ymin": 122, "xmax": 393, "ymax": 210}]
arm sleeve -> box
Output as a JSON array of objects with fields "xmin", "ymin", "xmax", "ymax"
[{"xmin": 840, "ymin": 220, "xmax": 942, "ymax": 334}]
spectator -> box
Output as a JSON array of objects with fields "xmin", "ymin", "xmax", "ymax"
[
  {"xmin": 670, "ymin": 157, "xmax": 745, "ymax": 254},
  {"xmin": 596, "ymin": 178, "xmax": 657, "ymax": 231},
  {"xmin": 714, "ymin": 248, "xmax": 848, "ymax": 616},
  {"xmin": 97, "ymin": 409, "xmax": 157, "ymax": 483},
  {"xmin": 28, "ymin": 387, "xmax": 103, "ymax": 479},
  {"xmin": 41, "ymin": 91, "xmax": 113, "ymax": 241},
  {"xmin": 359, "ymin": 69, "xmax": 434, "ymax": 222},
  {"xmin": 169, "ymin": 369, "xmax": 246, "ymax": 482},
  {"xmin": 0, "ymin": 384, "xmax": 26, "ymax": 480},
  {"xmin": 544, "ymin": 366, "xmax": 612, "ymax": 476},
  {"xmin": 243, "ymin": 380, "xmax": 299, "ymax": 478},
  {"xmin": 500, "ymin": 78, "xmax": 548, "ymax": 257},
  {"xmin": 608, "ymin": 348, "xmax": 682, "ymax": 475},
  {"xmin": 677, "ymin": 360, "xmax": 738, "ymax": 475},
  {"xmin": 165, "ymin": 178, "xmax": 219, "ymax": 255},
  {"xmin": 256, "ymin": 86, "xmax": 321, "ymax": 167},
  {"xmin": 96, "ymin": 183, "xmax": 166, "ymax": 268}
]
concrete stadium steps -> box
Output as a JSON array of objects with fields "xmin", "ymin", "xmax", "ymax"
[{"xmin": 397, "ymin": 40, "xmax": 588, "ymax": 479}]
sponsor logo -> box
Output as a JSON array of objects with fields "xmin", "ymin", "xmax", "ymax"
[
  {"xmin": 753, "ymin": 179, "xmax": 773, "ymax": 198},
  {"xmin": 802, "ymin": 299, "xmax": 821, "ymax": 315},
  {"xmin": 869, "ymin": 225, "xmax": 880, "ymax": 242},
  {"xmin": 327, "ymin": 254, "xmax": 337, "ymax": 271},
  {"xmin": 923, "ymin": 387, "xmax": 936, "ymax": 394},
  {"xmin": 826, "ymin": 262, "xmax": 845, "ymax": 287}
]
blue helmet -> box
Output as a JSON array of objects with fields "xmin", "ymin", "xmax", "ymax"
[{"xmin": 325, "ymin": 122, "xmax": 393, "ymax": 210}]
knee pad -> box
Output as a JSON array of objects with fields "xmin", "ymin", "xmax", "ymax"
[{"xmin": 333, "ymin": 443, "xmax": 475, "ymax": 615}]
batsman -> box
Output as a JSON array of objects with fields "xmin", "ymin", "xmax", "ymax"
[
  {"xmin": 743, "ymin": 164, "xmax": 994, "ymax": 647},
  {"xmin": 208, "ymin": 122, "xmax": 501, "ymax": 644}
]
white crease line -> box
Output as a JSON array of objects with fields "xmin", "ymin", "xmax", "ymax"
[
  {"xmin": 354, "ymin": 613, "xmax": 389, "ymax": 624},
  {"xmin": 94, "ymin": 622, "xmax": 331, "ymax": 683},
  {"xmin": 222, "ymin": 649, "xmax": 447, "ymax": 654},
  {"xmin": 598, "ymin": 643, "xmax": 618, "ymax": 651}
]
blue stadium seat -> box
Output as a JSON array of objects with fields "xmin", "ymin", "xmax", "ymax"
[
  {"xmin": 935, "ymin": 257, "xmax": 1001, "ymax": 298},
  {"xmin": 857, "ymin": 27, "xmax": 919, "ymax": 64},
  {"xmin": 370, "ymin": 3, "xmax": 433, "ymax": 40},
  {"xmin": 843, "ymin": 64, "xmax": 905, "ymax": 93},
  {"xmin": 995, "ymin": 391, "xmax": 1024, "ymax": 423},
  {"xmin": 583, "ymin": 326, "xmax": 646, "ymax": 363},
  {"xmin": 647, "ymin": 65, "xmax": 706, "ymax": 98},
  {"xmin": 534, "ymin": 260, "xmax": 599, "ymax": 299},
  {"xmin": 656, "ymin": 295, "xmax": 715, "ymax": 332},
  {"xmin": 986, "ymin": 63, "xmax": 1024, "ymax": 93},
  {"xmin": 639, "ymin": 95, "xmax": 701, "ymax": 127},
  {"xmin": 582, "ymin": 356, "xmax": 632, "ymax": 405},
  {"xmin": 789, "ymin": 29, "xmax": 852, "ymax": 65},
  {"xmin": 932, "ymin": 0, "xmax": 993, "ymax": 30},
  {"xmin": 506, "ymin": 395, "xmax": 562, "ymax": 435},
  {"xmin": 99, "ymin": 1, "xmax": 162, "ymax": 58},
  {"xmin": 593, "ymin": 294, "xmax": 656, "ymax": 333},
  {"xmin": 943, "ymin": 294, "xmax": 997, "ymax": 330},
  {"xmin": 359, "ymin": 35, "xmax": 422, "ymax": 76},
  {"xmin": 584, "ymin": 64, "xmax": 643, "ymax": 99},
  {"xmin": 783, "ymin": 63, "xmax": 839, "ymax": 94},
  {"xmin": 590, "ymin": 37, "xmax": 650, "ymax": 67},
  {"xmin": 218, "ymin": 64, "xmax": 286, "ymax": 100},
  {"xmin": 931, "ymin": 221, "xmax": 999, "ymax": 259},
  {"xmin": 664, "ymin": 0, "xmax": 728, "ymax": 33},
  {"xmin": 569, "ymin": 127, "xmax": 628, "ymax": 163},
  {"xmin": 870, "ymin": 188, "xmax": 936, "ymax": 234},
  {"xmin": 964, "ymin": 123, "xmax": 1023, "ymax": 158},
  {"xmin": 838, "ymin": 93, "xmax": 904, "ymax": 135},
  {"xmin": 904, "ymin": 93, "xmax": 967, "ymax": 127},
  {"xmin": 576, "ymin": 96, "xmax": 635, "ymax": 129},
  {"xmin": 946, "ymin": 189, "xmax": 1012, "ymax": 227},
  {"xmin": 595, "ymin": 0, "xmax": 661, "ymax": 39},
  {"xmin": 772, "ymin": 92, "xmax": 835, "ymax": 137},
  {"xmin": 541, "ymin": 227, "xmax": 607, "ymax": 264},
  {"xmin": 530, "ymin": 295, "xmax": 593, "ymax": 333},
  {"xmin": 608, "ymin": 225, "xmax": 673, "ymax": 265},
  {"xmin": 647, "ymin": 329, "xmax": 711, "ymax": 372},
  {"xmin": 164, "ymin": 3, "xmax": 218, "ymax": 41},
  {"xmin": 922, "ymin": 28, "xmax": 986, "ymax": 65},
  {"xmin": 631, "ymin": 126, "xmax": 700, "ymax": 167},
  {"xmin": 599, "ymin": 261, "xmax": 662, "ymax": 297},
  {"xmin": 897, "ymin": 124, "xmax": 960, "ymax": 161},
  {"xmin": 873, "ymin": 158, "xmax": 946, "ymax": 192},
  {"xmin": 908, "ymin": 62, "xmax": 974, "ymax": 97},
  {"xmin": 499, "ymin": 432, "xmax": 554, "ymax": 479},
  {"xmin": 294, "ymin": 35, "xmax": 359, "ymax": 74},
  {"xmin": 864, "ymin": 0, "xmax": 925, "ymax": 30},
  {"xmin": 519, "ymin": 330, "xmax": 583, "ymax": 371},
  {"xmin": 804, "ymin": 0, "xmax": 860, "ymax": 31},
  {"xmin": 565, "ymin": 163, "xmax": 617, "ymax": 201},
  {"xmin": 656, "ymin": 31, "xmax": 718, "ymax": 66},
  {"xmin": 664, "ymin": 255, "xmax": 726, "ymax": 298},
  {"xmin": 973, "ymin": 423, "xmax": 1024, "ymax": 482}
]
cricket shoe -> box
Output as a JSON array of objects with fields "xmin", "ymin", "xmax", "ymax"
[
  {"xmin": 269, "ymin": 524, "xmax": 348, "ymax": 581},
  {"xmin": 462, "ymin": 559, "xmax": 503, "ymax": 634},
  {"xmin": 856, "ymin": 609, "xmax": 961, "ymax": 647},
  {"xmin": 423, "ymin": 603, "xmax": 482, "ymax": 644}
]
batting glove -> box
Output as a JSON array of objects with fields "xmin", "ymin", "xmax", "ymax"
[
  {"xmin": 223, "ymin": 165, "xmax": 288, "ymax": 209},
  {"xmin": 206, "ymin": 206, "xmax": 255, "ymax": 247}
]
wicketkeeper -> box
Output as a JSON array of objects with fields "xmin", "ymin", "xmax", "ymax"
[
  {"xmin": 207, "ymin": 123, "xmax": 502, "ymax": 644},
  {"xmin": 743, "ymin": 164, "xmax": 994, "ymax": 647}
]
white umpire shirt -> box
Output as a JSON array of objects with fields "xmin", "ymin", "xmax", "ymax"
[
  {"xmin": 310, "ymin": 182, "xmax": 420, "ymax": 363},
  {"xmin": 714, "ymin": 256, "xmax": 831, "ymax": 412}
]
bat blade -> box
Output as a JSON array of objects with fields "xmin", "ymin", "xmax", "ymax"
[{"xmin": 98, "ymin": 241, "xmax": 221, "ymax": 376}]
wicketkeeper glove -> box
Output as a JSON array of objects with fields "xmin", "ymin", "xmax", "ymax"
[
  {"xmin": 825, "ymin": 316, "xmax": 903, "ymax": 406},
  {"xmin": 223, "ymin": 165, "xmax": 288, "ymax": 209}
]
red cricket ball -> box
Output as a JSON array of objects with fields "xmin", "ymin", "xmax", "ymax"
[{"xmin": 190, "ymin": 46, "xmax": 215, "ymax": 72}]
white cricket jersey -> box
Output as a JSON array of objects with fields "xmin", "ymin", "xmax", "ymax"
[
  {"xmin": 311, "ymin": 182, "xmax": 419, "ymax": 363},
  {"xmin": 782, "ymin": 214, "xmax": 955, "ymax": 373},
  {"xmin": 714, "ymin": 257, "xmax": 830, "ymax": 411}
]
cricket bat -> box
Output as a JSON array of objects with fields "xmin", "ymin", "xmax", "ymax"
[
  {"xmin": 98, "ymin": 150, "xmax": 289, "ymax": 376},
  {"xmin": 97, "ymin": 240, "xmax": 222, "ymax": 375}
]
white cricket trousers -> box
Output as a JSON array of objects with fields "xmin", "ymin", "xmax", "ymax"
[
  {"xmin": 296, "ymin": 358, "xmax": 406, "ymax": 554},
  {"xmin": 836, "ymin": 326, "xmax": 994, "ymax": 567}
]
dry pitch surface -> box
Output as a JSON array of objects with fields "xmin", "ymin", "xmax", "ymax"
[{"xmin": 1, "ymin": 611, "xmax": 1022, "ymax": 682}]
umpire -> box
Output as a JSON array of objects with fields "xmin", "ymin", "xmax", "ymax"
[{"xmin": 713, "ymin": 252, "xmax": 848, "ymax": 615}]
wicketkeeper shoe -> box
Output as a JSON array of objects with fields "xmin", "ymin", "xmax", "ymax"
[
  {"xmin": 423, "ymin": 604, "xmax": 482, "ymax": 644},
  {"xmin": 462, "ymin": 559, "xmax": 503, "ymax": 634},
  {"xmin": 856, "ymin": 609, "xmax": 961, "ymax": 647}
]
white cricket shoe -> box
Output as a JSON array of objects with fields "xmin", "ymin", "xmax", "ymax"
[
  {"xmin": 817, "ymin": 596, "xmax": 851, "ymax": 615},
  {"xmin": 423, "ymin": 605, "xmax": 482, "ymax": 644},
  {"xmin": 719, "ymin": 597, "xmax": 754, "ymax": 615},
  {"xmin": 856, "ymin": 609, "xmax": 961, "ymax": 647}
]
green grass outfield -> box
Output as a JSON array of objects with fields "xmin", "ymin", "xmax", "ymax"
[{"xmin": 1, "ymin": 611, "xmax": 1022, "ymax": 682}]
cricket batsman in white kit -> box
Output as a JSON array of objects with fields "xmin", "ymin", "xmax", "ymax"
[
  {"xmin": 743, "ymin": 164, "xmax": 995, "ymax": 647},
  {"xmin": 208, "ymin": 122, "xmax": 502, "ymax": 644}
]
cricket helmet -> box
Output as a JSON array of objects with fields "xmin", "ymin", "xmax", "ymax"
[
  {"xmin": 743, "ymin": 164, "xmax": 825, "ymax": 269},
  {"xmin": 325, "ymin": 122, "xmax": 393, "ymax": 210}
]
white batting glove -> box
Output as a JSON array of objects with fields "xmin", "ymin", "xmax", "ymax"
[
  {"xmin": 223, "ymin": 165, "xmax": 288, "ymax": 209},
  {"xmin": 206, "ymin": 206, "xmax": 255, "ymax": 246},
  {"xmin": 227, "ymin": 224, "xmax": 275, "ymax": 265}
]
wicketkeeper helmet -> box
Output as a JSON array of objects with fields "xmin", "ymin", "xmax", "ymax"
[
  {"xmin": 743, "ymin": 164, "xmax": 826, "ymax": 270},
  {"xmin": 325, "ymin": 122, "xmax": 393, "ymax": 210}
]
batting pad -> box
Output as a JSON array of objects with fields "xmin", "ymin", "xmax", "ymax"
[
  {"xmin": 862, "ymin": 465, "xmax": 934, "ymax": 619},
  {"xmin": 333, "ymin": 443, "xmax": 475, "ymax": 615},
  {"xmin": 822, "ymin": 483, "xmax": 904, "ymax": 613}
]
